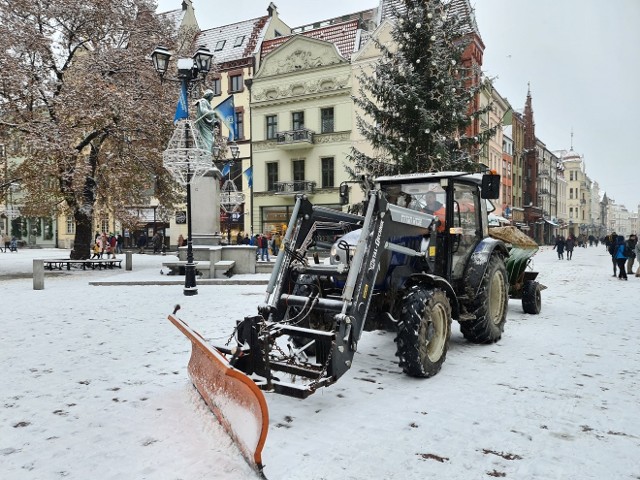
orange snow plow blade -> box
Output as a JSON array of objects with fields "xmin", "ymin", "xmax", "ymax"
[{"xmin": 168, "ymin": 314, "xmax": 269, "ymax": 474}]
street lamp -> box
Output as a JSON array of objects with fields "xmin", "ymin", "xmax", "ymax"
[{"xmin": 151, "ymin": 45, "xmax": 214, "ymax": 296}]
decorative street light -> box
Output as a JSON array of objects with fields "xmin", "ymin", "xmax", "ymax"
[
  {"xmin": 217, "ymin": 142, "xmax": 243, "ymax": 210},
  {"xmin": 151, "ymin": 45, "xmax": 214, "ymax": 296}
]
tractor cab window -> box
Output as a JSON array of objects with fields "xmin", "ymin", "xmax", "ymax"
[{"xmin": 451, "ymin": 184, "xmax": 483, "ymax": 279}]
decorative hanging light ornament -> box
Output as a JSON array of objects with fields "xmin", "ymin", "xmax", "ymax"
[
  {"xmin": 162, "ymin": 119, "xmax": 214, "ymax": 186},
  {"xmin": 219, "ymin": 180, "xmax": 246, "ymax": 213}
]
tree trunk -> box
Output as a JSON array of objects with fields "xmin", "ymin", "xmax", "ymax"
[{"xmin": 71, "ymin": 209, "xmax": 93, "ymax": 260}]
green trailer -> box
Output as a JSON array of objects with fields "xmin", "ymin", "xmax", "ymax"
[{"xmin": 489, "ymin": 226, "xmax": 546, "ymax": 314}]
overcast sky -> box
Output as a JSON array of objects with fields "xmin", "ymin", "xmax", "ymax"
[{"xmin": 156, "ymin": 0, "xmax": 640, "ymax": 210}]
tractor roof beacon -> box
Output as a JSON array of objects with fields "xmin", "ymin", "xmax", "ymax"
[{"xmin": 168, "ymin": 171, "xmax": 510, "ymax": 473}]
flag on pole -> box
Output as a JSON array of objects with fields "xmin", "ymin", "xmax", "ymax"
[
  {"xmin": 173, "ymin": 81, "xmax": 189, "ymax": 124},
  {"xmin": 243, "ymin": 166, "xmax": 253, "ymax": 188},
  {"xmin": 221, "ymin": 162, "xmax": 231, "ymax": 176},
  {"xmin": 213, "ymin": 95, "xmax": 237, "ymax": 141}
]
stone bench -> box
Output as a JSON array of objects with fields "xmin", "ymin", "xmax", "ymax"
[
  {"xmin": 214, "ymin": 260, "xmax": 235, "ymax": 279},
  {"xmin": 162, "ymin": 261, "xmax": 211, "ymax": 277},
  {"xmin": 44, "ymin": 259, "xmax": 123, "ymax": 270}
]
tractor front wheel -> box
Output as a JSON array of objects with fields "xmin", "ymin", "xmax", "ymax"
[
  {"xmin": 395, "ymin": 286, "xmax": 452, "ymax": 378},
  {"xmin": 521, "ymin": 280, "xmax": 542, "ymax": 314},
  {"xmin": 461, "ymin": 255, "xmax": 508, "ymax": 343}
]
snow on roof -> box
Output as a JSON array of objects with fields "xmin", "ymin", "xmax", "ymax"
[
  {"xmin": 379, "ymin": 0, "xmax": 480, "ymax": 37},
  {"xmin": 158, "ymin": 8, "xmax": 184, "ymax": 32},
  {"xmin": 196, "ymin": 16, "xmax": 270, "ymax": 65},
  {"xmin": 261, "ymin": 20, "xmax": 361, "ymax": 61}
]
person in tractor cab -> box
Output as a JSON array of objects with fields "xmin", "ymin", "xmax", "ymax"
[
  {"xmin": 421, "ymin": 191, "xmax": 446, "ymax": 232},
  {"xmin": 423, "ymin": 191, "xmax": 443, "ymax": 214}
]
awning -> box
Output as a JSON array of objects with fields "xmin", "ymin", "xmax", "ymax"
[{"xmin": 544, "ymin": 218, "xmax": 559, "ymax": 227}]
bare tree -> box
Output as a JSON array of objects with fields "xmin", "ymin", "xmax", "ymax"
[{"xmin": 0, "ymin": 0, "xmax": 183, "ymax": 258}]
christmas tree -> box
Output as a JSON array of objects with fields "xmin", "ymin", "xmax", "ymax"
[{"xmin": 350, "ymin": 0, "xmax": 496, "ymax": 178}]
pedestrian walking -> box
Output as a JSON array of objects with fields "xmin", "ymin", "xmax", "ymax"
[
  {"xmin": 553, "ymin": 236, "xmax": 565, "ymax": 260},
  {"xmin": 137, "ymin": 232, "xmax": 147, "ymax": 254},
  {"xmin": 2, "ymin": 233, "xmax": 10, "ymax": 252},
  {"xmin": 625, "ymin": 234, "xmax": 637, "ymax": 274},
  {"xmin": 607, "ymin": 232, "xmax": 618, "ymax": 277},
  {"xmin": 260, "ymin": 233, "xmax": 270, "ymax": 261},
  {"xmin": 565, "ymin": 235, "xmax": 575, "ymax": 260},
  {"xmin": 614, "ymin": 235, "xmax": 629, "ymax": 280},
  {"xmin": 636, "ymin": 239, "xmax": 640, "ymax": 278},
  {"xmin": 272, "ymin": 232, "xmax": 281, "ymax": 256},
  {"xmin": 116, "ymin": 233, "xmax": 124, "ymax": 254}
]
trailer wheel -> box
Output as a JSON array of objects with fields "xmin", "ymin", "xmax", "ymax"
[
  {"xmin": 395, "ymin": 286, "xmax": 452, "ymax": 378},
  {"xmin": 461, "ymin": 255, "xmax": 508, "ymax": 343},
  {"xmin": 521, "ymin": 280, "xmax": 542, "ymax": 314}
]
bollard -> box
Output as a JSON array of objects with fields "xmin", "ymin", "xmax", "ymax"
[
  {"xmin": 126, "ymin": 251, "xmax": 132, "ymax": 271},
  {"xmin": 33, "ymin": 259, "xmax": 44, "ymax": 290}
]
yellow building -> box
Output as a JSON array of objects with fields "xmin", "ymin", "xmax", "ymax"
[{"xmin": 249, "ymin": 19, "xmax": 365, "ymax": 234}]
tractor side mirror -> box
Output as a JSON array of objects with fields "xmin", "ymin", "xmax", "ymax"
[
  {"xmin": 481, "ymin": 173, "xmax": 500, "ymax": 199},
  {"xmin": 339, "ymin": 183, "xmax": 349, "ymax": 205}
]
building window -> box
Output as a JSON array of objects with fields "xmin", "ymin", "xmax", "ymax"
[
  {"xmin": 100, "ymin": 218, "xmax": 109, "ymax": 233},
  {"xmin": 235, "ymin": 110, "xmax": 244, "ymax": 140},
  {"xmin": 292, "ymin": 111, "xmax": 304, "ymax": 130},
  {"xmin": 293, "ymin": 159, "xmax": 305, "ymax": 182},
  {"xmin": 66, "ymin": 215, "xmax": 75, "ymax": 235},
  {"xmin": 211, "ymin": 77, "xmax": 221, "ymax": 96},
  {"xmin": 266, "ymin": 115, "xmax": 278, "ymax": 140},
  {"xmin": 267, "ymin": 162, "xmax": 278, "ymax": 191},
  {"xmin": 321, "ymin": 107, "xmax": 334, "ymax": 133},
  {"xmin": 215, "ymin": 40, "xmax": 226, "ymax": 51},
  {"xmin": 230, "ymin": 74, "xmax": 243, "ymax": 93},
  {"xmin": 321, "ymin": 157, "xmax": 334, "ymax": 188},
  {"xmin": 234, "ymin": 35, "xmax": 245, "ymax": 47}
]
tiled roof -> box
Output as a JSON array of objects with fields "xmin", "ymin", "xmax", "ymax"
[
  {"xmin": 293, "ymin": 8, "xmax": 377, "ymax": 34},
  {"xmin": 196, "ymin": 16, "xmax": 270, "ymax": 65},
  {"xmin": 261, "ymin": 20, "xmax": 361, "ymax": 61}
]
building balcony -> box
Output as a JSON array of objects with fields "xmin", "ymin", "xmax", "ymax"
[
  {"xmin": 273, "ymin": 180, "xmax": 316, "ymax": 195},
  {"xmin": 275, "ymin": 128, "xmax": 315, "ymax": 149}
]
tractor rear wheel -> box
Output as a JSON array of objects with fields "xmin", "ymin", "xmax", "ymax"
[
  {"xmin": 461, "ymin": 255, "xmax": 508, "ymax": 343},
  {"xmin": 521, "ymin": 280, "xmax": 542, "ymax": 314},
  {"xmin": 395, "ymin": 286, "xmax": 452, "ymax": 378}
]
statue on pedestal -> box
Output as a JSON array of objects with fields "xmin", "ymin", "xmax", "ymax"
[{"xmin": 194, "ymin": 90, "xmax": 220, "ymax": 154}]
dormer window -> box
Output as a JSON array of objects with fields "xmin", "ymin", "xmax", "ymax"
[
  {"xmin": 215, "ymin": 40, "xmax": 226, "ymax": 51},
  {"xmin": 234, "ymin": 35, "xmax": 245, "ymax": 47}
]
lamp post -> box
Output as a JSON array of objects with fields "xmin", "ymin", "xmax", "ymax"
[{"xmin": 151, "ymin": 45, "xmax": 214, "ymax": 296}]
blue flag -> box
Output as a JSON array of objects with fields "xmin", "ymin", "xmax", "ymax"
[
  {"xmin": 243, "ymin": 166, "xmax": 253, "ymax": 188},
  {"xmin": 173, "ymin": 81, "xmax": 188, "ymax": 124},
  {"xmin": 221, "ymin": 162, "xmax": 231, "ymax": 176},
  {"xmin": 213, "ymin": 95, "xmax": 237, "ymax": 141}
]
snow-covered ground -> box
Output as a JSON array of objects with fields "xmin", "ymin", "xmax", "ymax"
[{"xmin": 1, "ymin": 245, "xmax": 639, "ymax": 479}]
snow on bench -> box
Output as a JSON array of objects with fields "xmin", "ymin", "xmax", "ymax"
[
  {"xmin": 162, "ymin": 261, "xmax": 211, "ymax": 277},
  {"xmin": 214, "ymin": 260, "xmax": 235, "ymax": 279}
]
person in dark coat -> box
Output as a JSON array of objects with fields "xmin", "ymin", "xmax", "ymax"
[
  {"xmin": 137, "ymin": 232, "xmax": 147, "ymax": 254},
  {"xmin": 565, "ymin": 235, "xmax": 575, "ymax": 260},
  {"xmin": 625, "ymin": 234, "xmax": 637, "ymax": 274},
  {"xmin": 607, "ymin": 232, "xmax": 618, "ymax": 276},
  {"xmin": 553, "ymin": 236, "xmax": 565, "ymax": 260}
]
